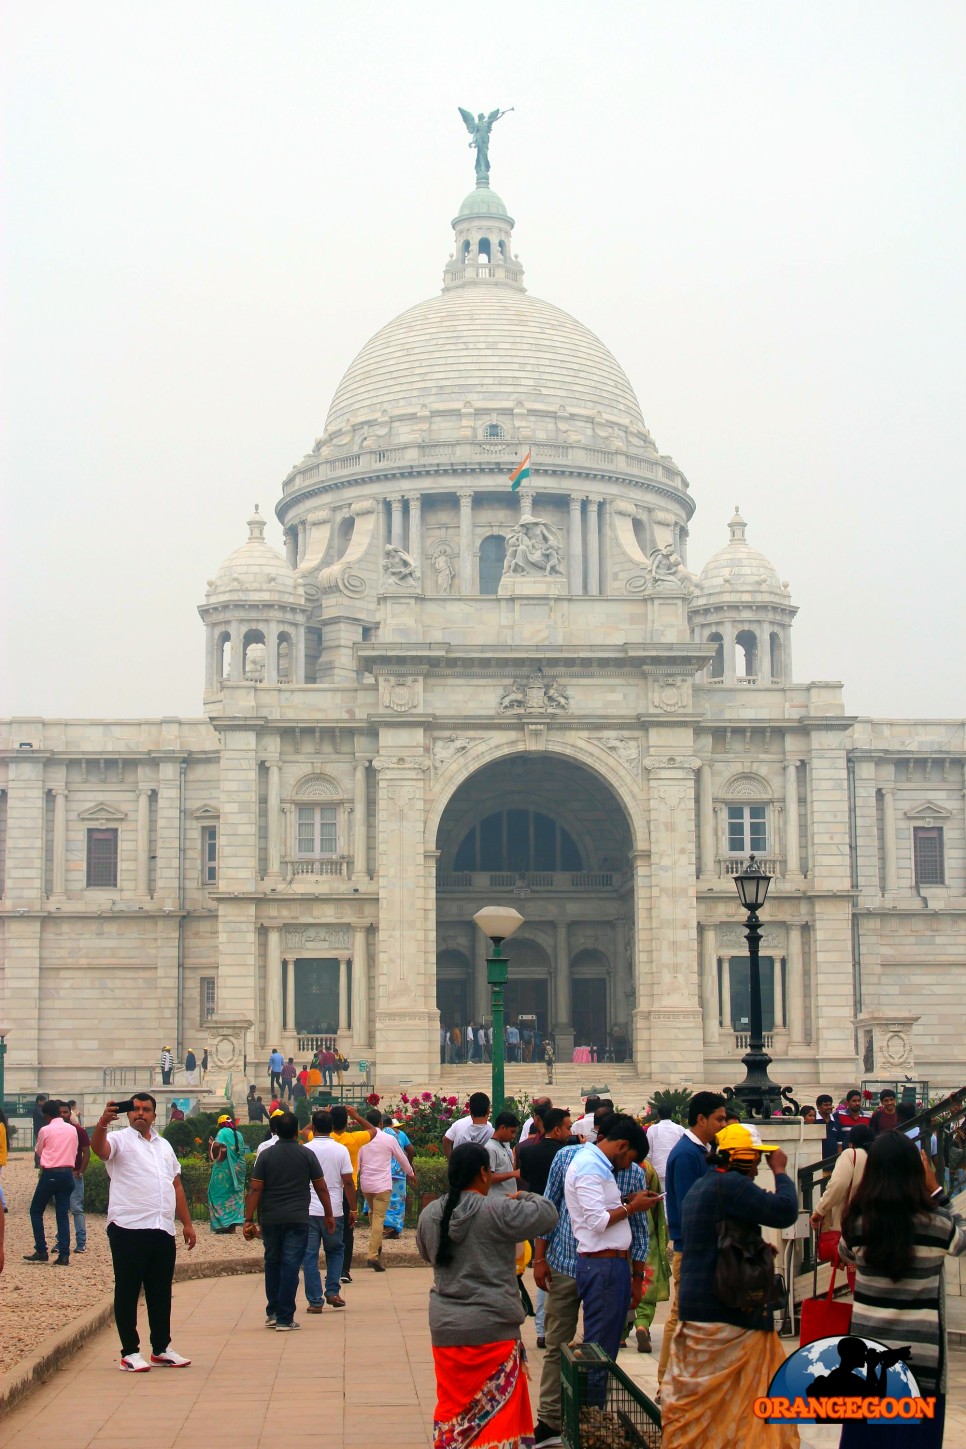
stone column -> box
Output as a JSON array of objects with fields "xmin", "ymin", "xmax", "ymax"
[
  {"xmin": 473, "ymin": 924, "xmax": 489, "ymax": 1025},
  {"xmin": 721, "ymin": 955, "xmax": 732, "ymax": 1030},
  {"xmin": 568, "ymin": 496, "xmax": 583, "ymax": 594},
  {"xmin": 458, "ymin": 491, "xmax": 474, "ymax": 593},
  {"xmin": 785, "ymin": 761, "xmax": 801, "ymax": 874},
  {"xmin": 613, "ymin": 916, "xmax": 629, "ymax": 1027},
  {"xmin": 285, "ymin": 527, "xmax": 298, "ymax": 569},
  {"xmin": 786, "ymin": 922, "xmax": 805, "ymax": 1043},
  {"xmin": 229, "ymin": 622, "xmax": 243, "ymax": 682},
  {"xmin": 266, "ymin": 762, "xmax": 281, "ymax": 878},
  {"xmin": 881, "ymin": 785, "xmax": 898, "ymax": 892},
  {"xmin": 586, "ymin": 497, "xmax": 601, "ymax": 595},
  {"xmin": 51, "ymin": 787, "xmax": 68, "ymax": 897},
  {"xmin": 284, "ymin": 957, "xmax": 295, "ymax": 1032},
  {"xmin": 265, "ymin": 623, "xmax": 279, "ymax": 685},
  {"xmin": 265, "ymin": 926, "xmax": 283, "ymax": 1048},
  {"xmin": 295, "ymin": 624, "xmax": 306, "ymax": 685},
  {"xmin": 297, "ymin": 519, "xmax": 307, "ymax": 564},
  {"xmin": 136, "ymin": 787, "xmax": 152, "ymax": 899},
  {"xmin": 698, "ymin": 763, "xmax": 715, "ymax": 877},
  {"xmin": 353, "ymin": 758, "xmax": 369, "ymax": 880},
  {"xmin": 406, "ymin": 495, "xmax": 422, "ymax": 579},
  {"xmin": 351, "ymin": 923, "xmax": 370, "ymax": 1050},
  {"xmin": 553, "ymin": 918, "xmax": 573, "ymax": 1055},
  {"xmin": 519, "ymin": 486, "xmax": 534, "ymax": 516},
  {"xmin": 722, "ymin": 623, "xmax": 737, "ymax": 685},
  {"xmin": 773, "ymin": 956, "xmax": 785, "ymax": 1033},
  {"xmin": 390, "ymin": 497, "xmax": 404, "ymax": 549},
  {"xmin": 338, "ymin": 955, "xmax": 350, "ymax": 1034},
  {"xmin": 701, "ymin": 924, "xmax": 718, "ymax": 1046}
]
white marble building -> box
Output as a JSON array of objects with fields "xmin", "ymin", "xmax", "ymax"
[{"xmin": 2, "ymin": 174, "xmax": 964, "ymax": 1095}]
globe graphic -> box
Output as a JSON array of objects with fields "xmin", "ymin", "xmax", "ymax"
[{"xmin": 768, "ymin": 1337, "xmax": 921, "ymax": 1423}]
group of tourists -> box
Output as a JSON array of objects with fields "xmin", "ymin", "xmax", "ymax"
[
  {"xmin": 265, "ymin": 1045, "xmax": 348, "ymax": 1100},
  {"xmin": 440, "ymin": 1019, "xmax": 543, "ymax": 1064}
]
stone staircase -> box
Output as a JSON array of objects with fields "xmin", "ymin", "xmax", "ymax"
[{"xmin": 434, "ymin": 1062, "xmax": 655, "ymax": 1110}]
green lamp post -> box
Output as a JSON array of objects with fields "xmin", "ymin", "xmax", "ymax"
[{"xmin": 473, "ymin": 906, "xmax": 524, "ymax": 1114}]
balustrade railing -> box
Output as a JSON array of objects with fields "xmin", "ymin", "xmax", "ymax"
[
  {"xmin": 718, "ymin": 857, "xmax": 784, "ymax": 880},
  {"xmin": 733, "ymin": 1032, "xmax": 774, "ymax": 1050},
  {"xmin": 284, "ymin": 857, "xmax": 351, "ymax": 879},
  {"xmin": 296, "ymin": 1034, "xmax": 339, "ymax": 1054}
]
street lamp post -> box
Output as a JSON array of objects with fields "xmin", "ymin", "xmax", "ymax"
[
  {"xmin": 730, "ymin": 856, "xmax": 785, "ymax": 1119},
  {"xmin": 0, "ymin": 1024, "xmax": 10, "ymax": 1109},
  {"xmin": 473, "ymin": 906, "xmax": 524, "ymax": 1114}
]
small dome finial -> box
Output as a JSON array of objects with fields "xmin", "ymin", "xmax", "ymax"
[
  {"xmin": 247, "ymin": 506, "xmax": 266, "ymax": 542},
  {"xmin": 729, "ymin": 507, "xmax": 747, "ymax": 544}
]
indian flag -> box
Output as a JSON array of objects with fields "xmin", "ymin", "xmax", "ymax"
[{"xmin": 508, "ymin": 451, "xmax": 531, "ymax": 491}]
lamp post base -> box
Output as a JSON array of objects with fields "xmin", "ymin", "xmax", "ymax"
[{"xmin": 729, "ymin": 1047, "xmax": 794, "ymax": 1121}]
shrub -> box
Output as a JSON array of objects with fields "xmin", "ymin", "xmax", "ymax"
[
  {"xmin": 84, "ymin": 1156, "xmax": 110, "ymax": 1213},
  {"xmin": 404, "ymin": 1155, "xmax": 450, "ymax": 1226},
  {"xmin": 646, "ymin": 1088, "xmax": 692, "ymax": 1125},
  {"xmin": 382, "ymin": 1091, "xmax": 462, "ymax": 1152},
  {"xmin": 239, "ymin": 1123, "xmax": 271, "ymax": 1152},
  {"xmin": 163, "ymin": 1112, "xmax": 219, "ymax": 1157}
]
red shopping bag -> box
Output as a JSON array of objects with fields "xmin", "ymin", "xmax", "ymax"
[
  {"xmin": 816, "ymin": 1229, "xmax": 841, "ymax": 1264},
  {"xmin": 799, "ymin": 1261, "xmax": 853, "ymax": 1346}
]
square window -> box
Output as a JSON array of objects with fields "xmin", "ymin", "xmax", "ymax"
[{"xmin": 86, "ymin": 828, "xmax": 118, "ymax": 888}]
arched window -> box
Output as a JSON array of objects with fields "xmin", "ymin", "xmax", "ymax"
[
  {"xmin": 707, "ymin": 632, "xmax": 725, "ymax": 680},
  {"xmin": 478, "ymin": 236, "xmax": 491, "ymax": 262},
  {"xmin": 216, "ymin": 630, "xmax": 232, "ymax": 683},
  {"xmin": 479, "ymin": 534, "xmax": 506, "ymax": 594},
  {"xmin": 632, "ymin": 516, "xmax": 649, "ymax": 556},
  {"xmin": 242, "ymin": 629, "xmax": 267, "ymax": 681},
  {"xmin": 453, "ymin": 809, "xmax": 583, "ymax": 873},
  {"xmin": 482, "ymin": 422, "xmax": 505, "ymax": 439},
  {"xmin": 461, "ymin": 239, "xmax": 471, "ymax": 264},
  {"xmin": 336, "ymin": 514, "xmax": 355, "ymax": 559},
  {"xmin": 735, "ymin": 630, "xmax": 758, "ymax": 679},
  {"xmin": 769, "ymin": 632, "xmax": 783, "ymax": 682}
]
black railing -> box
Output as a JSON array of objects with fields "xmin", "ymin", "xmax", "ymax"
[{"xmin": 797, "ymin": 1085, "xmax": 966, "ymax": 1274}]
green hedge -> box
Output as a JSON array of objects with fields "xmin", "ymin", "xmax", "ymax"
[{"xmin": 85, "ymin": 1151, "xmax": 447, "ymax": 1224}]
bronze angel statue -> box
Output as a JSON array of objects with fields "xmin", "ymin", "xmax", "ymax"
[{"xmin": 459, "ymin": 106, "xmax": 513, "ymax": 180}]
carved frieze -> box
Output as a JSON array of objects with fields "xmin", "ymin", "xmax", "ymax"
[
  {"xmin": 379, "ymin": 676, "xmax": 423, "ymax": 714},
  {"xmin": 599, "ymin": 734, "xmax": 641, "ymax": 774},
  {"xmin": 283, "ymin": 925, "xmax": 351, "ymax": 951},
  {"xmin": 651, "ymin": 677, "xmax": 689, "ymax": 714},
  {"xmin": 499, "ymin": 670, "xmax": 570, "ymax": 714}
]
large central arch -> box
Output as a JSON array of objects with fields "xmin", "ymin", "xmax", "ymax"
[{"xmin": 430, "ymin": 744, "xmax": 640, "ymax": 1062}]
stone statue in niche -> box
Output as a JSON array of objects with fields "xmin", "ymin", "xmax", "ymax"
[
  {"xmin": 502, "ymin": 516, "xmax": 564, "ymax": 578},
  {"xmin": 431, "ymin": 542, "xmax": 457, "ymax": 595},
  {"xmin": 381, "ymin": 544, "xmax": 420, "ymax": 590}
]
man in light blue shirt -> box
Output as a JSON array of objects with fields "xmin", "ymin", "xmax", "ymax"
[
  {"xmin": 268, "ymin": 1048, "xmax": 284, "ymax": 1096},
  {"xmin": 505, "ymin": 1022, "xmax": 520, "ymax": 1062}
]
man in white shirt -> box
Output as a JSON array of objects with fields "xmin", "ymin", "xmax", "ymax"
[
  {"xmin": 564, "ymin": 1115, "xmax": 659, "ymax": 1370},
  {"xmin": 644, "ymin": 1104, "xmax": 686, "ymax": 1189},
  {"xmin": 302, "ymin": 1110, "xmax": 356, "ymax": 1309},
  {"xmin": 91, "ymin": 1093, "xmax": 196, "ymax": 1373},
  {"xmin": 443, "ymin": 1091, "xmax": 494, "ymax": 1159},
  {"xmin": 572, "ymin": 1096, "xmax": 612, "ymax": 1143},
  {"xmin": 357, "ymin": 1109, "xmax": 415, "ymax": 1268}
]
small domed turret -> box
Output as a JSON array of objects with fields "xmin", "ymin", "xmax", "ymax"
[
  {"xmin": 199, "ymin": 508, "xmax": 309, "ymax": 695},
  {"xmin": 690, "ymin": 509, "xmax": 796, "ymax": 686}
]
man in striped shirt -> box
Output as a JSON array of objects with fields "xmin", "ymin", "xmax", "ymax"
[{"xmin": 531, "ymin": 1113, "xmax": 653, "ymax": 1448}]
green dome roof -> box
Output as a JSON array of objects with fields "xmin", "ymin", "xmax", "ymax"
[{"xmin": 455, "ymin": 185, "xmax": 510, "ymax": 220}]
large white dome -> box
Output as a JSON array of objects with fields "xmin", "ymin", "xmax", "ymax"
[{"xmin": 324, "ymin": 286, "xmax": 647, "ymax": 433}]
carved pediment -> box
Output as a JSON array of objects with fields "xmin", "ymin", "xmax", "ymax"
[
  {"xmin": 76, "ymin": 801, "xmax": 127, "ymax": 821},
  {"xmin": 722, "ymin": 773, "xmax": 770, "ymax": 799},
  {"xmin": 192, "ymin": 803, "xmax": 220, "ymax": 819},
  {"xmin": 903, "ymin": 799, "xmax": 952, "ymax": 822}
]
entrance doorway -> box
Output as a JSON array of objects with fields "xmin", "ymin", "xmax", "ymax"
[
  {"xmin": 293, "ymin": 958, "xmax": 339, "ymax": 1034},
  {"xmin": 505, "ymin": 978, "xmax": 549, "ymax": 1055},
  {"xmin": 572, "ymin": 977, "xmax": 608, "ymax": 1054}
]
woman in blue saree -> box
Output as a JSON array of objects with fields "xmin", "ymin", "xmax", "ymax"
[{"xmin": 382, "ymin": 1116, "xmax": 414, "ymax": 1238}]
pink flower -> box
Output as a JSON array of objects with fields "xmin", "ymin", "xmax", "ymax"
[
  {"xmin": 422, "ymin": 1091, "xmax": 432, "ymax": 1101},
  {"xmin": 447, "ymin": 1096, "xmax": 458, "ymax": 1105},
  {"xmin": 400, "ymin": 1093, "xmax": 410, "ymax": 1104}
]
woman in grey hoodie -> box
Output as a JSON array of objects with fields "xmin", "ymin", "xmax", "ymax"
[{"xmin": 417, "ymin": 1142, "xmax": 558, "ymax": 1448}]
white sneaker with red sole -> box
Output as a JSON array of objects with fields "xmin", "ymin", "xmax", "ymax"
[
  {"xmin": 119, "ymin": 1353, "xmax": 151, "ymax": 1372},
  {"xmin": 150, "ymin": 1346, "xmax": 191, "ymax": 1367}
]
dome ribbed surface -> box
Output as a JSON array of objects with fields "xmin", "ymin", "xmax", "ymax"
[
  {"xmin": 210, "ymin": 535, "xmax": 298, "ymax": 601},
  {"xmin": 696, "ymin": 541, "xmax": 783, "ymax": 595},
  {"xmin": 324, "ymin": 288, "xmax": 646, "ymax": 431}
]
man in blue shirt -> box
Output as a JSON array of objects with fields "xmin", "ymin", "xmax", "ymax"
[
  {"xmin": 657, "ymin": 1091, "xmax": 727, "ymax": 1391},
  {"xmin": 531, "ymin": 1112, "xmax": 656, "ymax": 1447},
  {"xmin": 268, "ymin": 1047, "xmax": 284, "ymax": 1096},
  {"xmin": 816, "ymin": 1093, "xmax": 843, "ymax": 1158}
]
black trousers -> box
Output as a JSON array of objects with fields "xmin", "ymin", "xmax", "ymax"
[
  {"xmin": 107, "ymin": 1224, "xmax": 177, "ymax": 1357},
  {"xmin": 342, "ymin": 1188, "xmax": 354, "ymax": 1275}
]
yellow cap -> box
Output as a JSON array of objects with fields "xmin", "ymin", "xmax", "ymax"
[
  {"xmin": 216, "ymin": 1114, "xmax": 231, "ymax": 1125},
  {"xmin": 270, "ymin": 1109, "xmax": 285, "ymax": 1119},
  {"xmin": 716, "ymin": 1123, "xmax": 780, "ymax": 1158}
]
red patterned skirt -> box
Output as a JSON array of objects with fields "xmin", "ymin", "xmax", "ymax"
[{"xmin": 432, "ymin": 1339, "xmax": 534, "ymax": 1449}]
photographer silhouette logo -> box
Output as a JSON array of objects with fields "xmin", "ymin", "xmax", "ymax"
[{"xmin": 755, "ymin": 1335, "xmax": 936, "ymax": 1425}]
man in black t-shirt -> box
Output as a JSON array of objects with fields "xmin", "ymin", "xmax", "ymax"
[
  {"xmin": 518, "ymin": 1108, "xmax": 573, "ymax": 1196},
  {"xmin": 243, "ymin": 1111, "xmax": 334, "ymax": 1331}
]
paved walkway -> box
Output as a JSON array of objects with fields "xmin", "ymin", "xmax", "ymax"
[{"xmin": 5, "ymin": 1266, "xmax": 965, "ymax": 1448}]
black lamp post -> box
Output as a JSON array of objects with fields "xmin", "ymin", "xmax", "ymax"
[{"xmin": 730, "ymin": 855, "xmax": 784, "ymax": 1119}]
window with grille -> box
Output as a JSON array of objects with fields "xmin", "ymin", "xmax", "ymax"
[
  {"xmin": 201, "ymin": 977, "xmax": 216, "ymax": 1022},
  {"xmin": 86, "ymin": 828, "xmax": 118, "ymax": 887},
  {"xmin": 913, "ymin": 827, "xmax": 944, "ymax": 886},
  {"xmin": 202, "ymin": 826, "xmax": 218, "ymax": 885},
  {"xmin": 727, "ymin": 804, "xmax": 768, "ymax": 855},
  {"xmin": 297, "ymin": 805, "xmax": 338, "ymax": 857}
]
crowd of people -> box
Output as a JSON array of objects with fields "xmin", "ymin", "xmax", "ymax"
[{"xmin": 5, "ymin": 1081, "xmax": 964, "ymax": 1447}]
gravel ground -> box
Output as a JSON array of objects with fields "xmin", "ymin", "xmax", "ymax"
[{"xmin": 0, "ymin": 1154, "xmax": 418, "ymax": 1376}]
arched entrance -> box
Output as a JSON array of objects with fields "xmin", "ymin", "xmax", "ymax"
[{"xmin": 434, "ymin": 751, "xmax": 636, "ymax": 1062}]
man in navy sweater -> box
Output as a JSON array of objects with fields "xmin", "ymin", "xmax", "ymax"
[{"xmin": 657, "ymin": 1091, "xmax": 727, "ymax": 1390}]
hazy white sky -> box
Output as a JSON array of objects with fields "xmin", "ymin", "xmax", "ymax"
[{"xmin": 2, "ymin": 2, "xmax": 964, "ymax": 720}]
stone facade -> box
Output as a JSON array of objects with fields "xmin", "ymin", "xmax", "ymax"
[{"xmin": 2, "ymin": 175, "xmax": 964, "ymax": 1095}]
